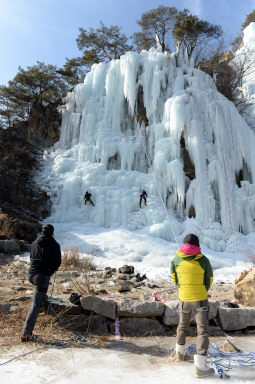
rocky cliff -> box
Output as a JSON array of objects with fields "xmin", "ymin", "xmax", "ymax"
[{"xmin": 0, "ymin": 101, "xmax": 62, "ymax": 243}]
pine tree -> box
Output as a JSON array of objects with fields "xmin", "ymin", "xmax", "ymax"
[
  {"xmin": 76, "ymin": 21, "xmax": 132, "ymax": 62},
  {"xmin": 0, "ymin": 62, "xmax": 68, "ymax": 128},
  {"xmin": 132, "ymin": 6, "xmax": 178, "ymax": 52},
  {"xmin": 173, "ymin": 9, "xmax": 223, "ymax": 66},
  {"xmin": 242, "ymin": 10, "xmax": 255, "ymax": 29}
]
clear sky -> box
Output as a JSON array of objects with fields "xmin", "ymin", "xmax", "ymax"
[{"xmin": 1, "ymin": 0, "xmax": 255, "ymax": 85}]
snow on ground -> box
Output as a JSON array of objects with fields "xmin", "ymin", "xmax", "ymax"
[
  {"xmin": 33, "ymin": 218, "xmax": 251, "ymax": 283},
  {"xmin": 1, "ymin": 336, "xmax": 255, "ymax": 384}
]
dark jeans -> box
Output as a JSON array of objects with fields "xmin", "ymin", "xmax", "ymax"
[
  {"xmin": 139, "ymin": 196, "xmax": 147, "ymax": 207},
  {"xmin": 84, "ymin": 198, "xmax": 94, "ymax": 206},
  {"xmin": 177, "ymin": 299, "xmax": 209, "ymax": 355},
  {"xmin": 22, "ymin": 274, "xmax": 50, "ymax": 335}
]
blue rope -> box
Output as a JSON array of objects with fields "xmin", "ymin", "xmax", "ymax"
[{"xmin": 185, "ymin": 342, "xmax": 255, "ymax": 378}]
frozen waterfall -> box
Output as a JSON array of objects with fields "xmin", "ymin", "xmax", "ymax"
[{"xmin": 41, "ymin": 46, "xmax": 255, "ymax": 252}]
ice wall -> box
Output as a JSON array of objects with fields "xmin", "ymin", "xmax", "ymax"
[
  {"xmin": 43, "ymin": 46, "xmax": 255, "ymax": 252},
  {"xmin": 233, "ymin": 22, "xmax": 255, "ymax": 130}
]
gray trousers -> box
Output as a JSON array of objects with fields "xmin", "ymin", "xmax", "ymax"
[
  {"xmin": 22, "ymin": 274, "xmax": 50, "ymax": 335},
  {"xmin": 176, "ymin": 299, "xmax": 209, "ymax": 355}
]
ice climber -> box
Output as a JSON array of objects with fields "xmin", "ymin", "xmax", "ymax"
[
  {"xmin": 84, "ymin": 191, "xmax": 95, "ymax": 206},
  {"xmin": 21, "ymin": 224, "xmax": 61, "ymax": 342},
  {"xmin": 139, "ymin": 189, "xmax": 147, "ymax": 208},
  {"xmin": 171, "ymin": 234, "xmax": 215, "ymax": 378}
]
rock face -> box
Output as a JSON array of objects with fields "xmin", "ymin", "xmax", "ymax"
[
  {"xmin": 234, "ymin": 268, "xmax": 255, "ymax": 306},
  {"xmin": 80, "ymin": 296, "xmax": 117, "ymax": 320},
  {"xmin": 27, "ymin": 101, "xmax": 61, "ymax": 148},
  {"xmin": 118, "ymin": 299, "xmax": 165, "ymax": 317},
  {"xmin": 0, "ymin": 240, "xmax": 20, "ymax": 254},
  {"xmin": 0, "ymin": 127, "xmax": 52, "ymax": 242},
  {"xmin": 0, "ymin": 101, "xmax": 62, "ymax": 244}
]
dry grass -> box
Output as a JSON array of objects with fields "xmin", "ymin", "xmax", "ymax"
[
  {"xmin": 61, "ymin": 246, "xmax": 97, "ymax": 271},
  {"xmin": 60, "ymin": 246, "xmax": 97, "ymax": 296},
  {"xmin": 0, "ymin": 302, "xmax": 64, "ymax": 348},
  {"xmin": 0, "ymin": 301, "xmax": 107, "ymax": 351}
]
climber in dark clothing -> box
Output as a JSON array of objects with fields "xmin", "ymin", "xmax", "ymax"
[
  {"xmin": 21, "ymin": 224, "xmax": 61, "ymax": 342},
  {"xmin": 84, "ymin": 191, "xmax": 95, "ymax": 206},
  {"xmin": 139, "ymin": 189, "xmax": 148, "ymax": 208}
]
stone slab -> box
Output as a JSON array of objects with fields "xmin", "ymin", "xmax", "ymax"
[
  {"xmin": 217, "ymin": 306, "xmax": 255, "ymax": 331},
  {"xmin": 80, "ymin": 295, "xmax": 117, "ymax": 320},
  {"xmin": 118, "ymin": 298, "xmax": 164, "ymax": 317}
]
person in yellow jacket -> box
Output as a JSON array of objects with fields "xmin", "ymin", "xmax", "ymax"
[{"xmin": 171, "ymin": 234, "xmax": 215, "ymax": 378}]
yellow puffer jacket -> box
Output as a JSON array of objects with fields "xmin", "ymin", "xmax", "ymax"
[{"xmin": 171, "ymin": 250, "xmax": 213, "ymax": 302}]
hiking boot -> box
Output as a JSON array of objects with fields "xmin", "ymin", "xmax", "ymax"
[
  {"xmin": 21, "ymin": 334, "xmax": 38, "ymax": 343},
  {"xmin": 176, "ymin": 344, "xmax": 193, "ymax": 361},
  {"xmin": 194, "ymin": 354, "xmax": 215, "ymax": 377}
]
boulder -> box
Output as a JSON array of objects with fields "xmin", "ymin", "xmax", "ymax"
[
  {"xmin": 234, "ymin": 268, "xmax": 255, "ymax": 306},
  {"xmin": 162, "ymin": 300, "xmax": 179, "ymax": 326},
  {"xmin": 0, "ymin": 240, "xmax": 20, "ymax": 254},
  {"xmin": 46, "ymin": 297, "xmax": 82, "ymax": 316},
  {"xmin": 0, "ymin": 303, "xmax": 21, "ymax": 314},
  {"xmin": 135, "ymin": 273, "xmax": 147, "ymax": 282},
  {"xmin": 80, "ymin": 296, "xmax": 117, "ymax": 320},
  {"xmin": 217, "ymin": 306, "xmax": 255, "ymax": 331},
  {"xmin": 58, "ymin": 314, "xmax": 108, "ymax": 335},
  {"xmin": 116, "ymin": 317, "xmax": 165, "ymax": 336},
  {"xmin": 163, "ymin": 300, "xmax": 218, "ymax": 326},
  {"xmin": 118, "ymin": 265, "xmax": 134, "ymax": 274},
  {"xmin": 104, "ymin": 267, "xmax": 116, "ymax": 276},
  {"xmin": 118, "ymin": 299, "xmax": 165, "ymax": 317},
  {"xmin": 117, "ymin": 281, "xmax": 134, "ymax": 292},
  {"xmin": 116, "ymin": 272, "xmax": 128, "ymax": 281}
]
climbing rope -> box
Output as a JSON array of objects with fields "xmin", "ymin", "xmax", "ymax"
[
  {"xmin": 209, "ymin": 342, "xmax": 255, "ymax": 378},
  {"xmin": 136, "ymin": 124, "xmax": 179, "ymax": 247},
  {"xmin": 185, "ymin": 343, "xmax": 255, "ymax": 379}
]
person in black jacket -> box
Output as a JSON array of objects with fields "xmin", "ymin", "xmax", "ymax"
[
  {"xmin": 84, "ymin": 191, "xmax": 95, "ymax": 206},
  {"xmin": 21, "ymin": 224, "xmax": 61, "ymax": 342},
  {"xmin": 139, "ymin": 189, "xmax": 148, "ymax": 208}
]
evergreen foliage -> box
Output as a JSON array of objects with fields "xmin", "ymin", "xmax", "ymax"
[
  {"xmin": 173, "ymin": 9, "xmax": 223, "ymax": 66},
  {"xmin": 231, "ymin": 35, "xmax": 243, "ymax": 52},
  {"xmin": 58, "ymin": 54, "xmax": 98, "ymax": 87},
  {"xmin": 132, "ymin": 6, "xmax": 178, "ymax": 52},
  {"xmin": 76, "ymin": 21, "xmax": 132, "ymax": 61},
  {"xmin": 0, "ymin": 62, "xmax": 68, "ymax": 128},
  {"xmin": 242, "ymin": 10, "xmax": 255, "ymax": 29}
]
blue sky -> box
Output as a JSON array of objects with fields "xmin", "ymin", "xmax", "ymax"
[{"xmin": 1, "ymin": 0, "xmax": 255, "ymax": 85}]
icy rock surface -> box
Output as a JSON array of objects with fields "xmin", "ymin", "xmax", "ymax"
[
  {"xmin": 233, "ymin": 22, "xmax": 255, "ymax": 131},
  {"xmin": 42, "ymin": 47, "xmax": 255, "ymax": 252}
]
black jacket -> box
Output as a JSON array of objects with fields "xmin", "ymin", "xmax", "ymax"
[
  {"xmin": 140, "ymin": 190, "xmax": 147, "ymax": 198},
  {"xmin": 28, "ymin": 236, "xmax": 61, "ymax": 277},
  {"xmin": 84, "ymin": 192, "xmax": 91, "ymax": 199}
]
